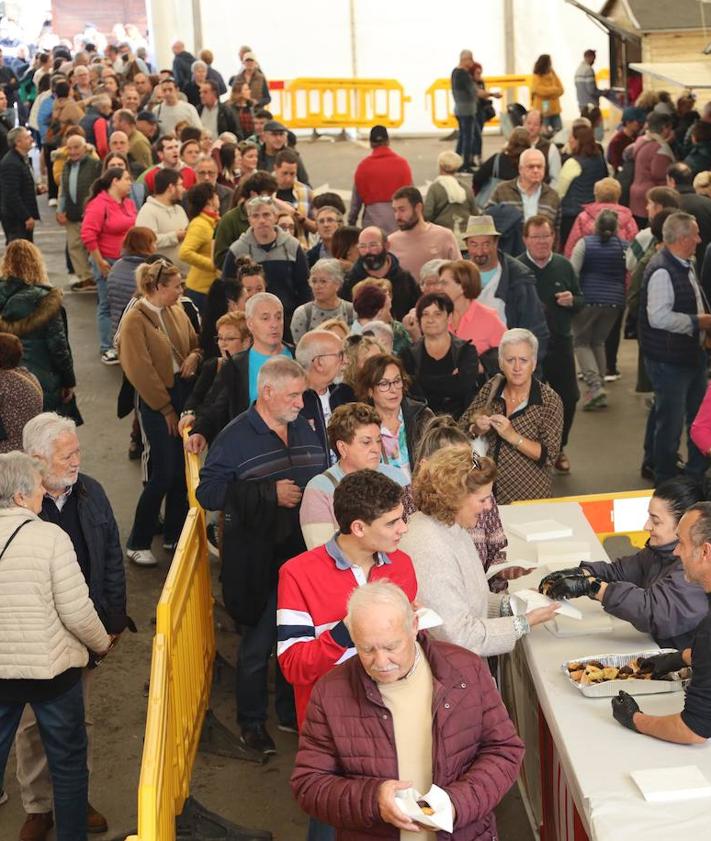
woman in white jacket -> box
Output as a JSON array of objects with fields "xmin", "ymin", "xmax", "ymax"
[
  {"xmin": 0, "ymin": 452, "xmax": 111, "ymax": 841},
  {"xmin": 399, "ymin": 446, "xmax": 557, "ymax": 656}
]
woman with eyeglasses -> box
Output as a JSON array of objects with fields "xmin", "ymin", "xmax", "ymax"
[
  {"xmin": 399, "ymin": 446, "xmax": 558, "ymax": 656},
  {"xmin": 355, "ymin": 353, "xmax": 433, "ymax": 482},
  {"xmin": 460, "ymin": 328, "xmax": 563, "ymax": 504},
  {"xmin": 117, "ymin": 260, "xmax": 202, "ymax": 567},
  {"xmin": 400, "ymin": 292, "xmax": 480, "ymax": 420},
  {"xmin": 290, "ymin": 259, "xmax": 354, "ymax": 345}
]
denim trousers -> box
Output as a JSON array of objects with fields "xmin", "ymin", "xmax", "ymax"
[
  {"xmin": 128, "ymin": 379, "xmax": 191, "ymax": 549},
  {"xmin": 543, "ymin": 113, "xmax": 563, "ymax": 133},
  {"xmin": 307, "ymin": 817, "xmax": 336, "ymax": 841},
  {"xmin": 0, "ymin": 679, "xmax": 88, "ymax": 841},
  {"xmin": 455, "ymin": 115, "xmax": 475, "ymax": 165},
  {"xmin": 236, "ymin": 588, "xmax": 295, "ymax": 729},
  {"xmin": 90, "ymin": 257, "xmax": 116, "ymax": 353},
  {"xmin": 644, "ymin": 354, "xmax": 709, "ymax": 484}
]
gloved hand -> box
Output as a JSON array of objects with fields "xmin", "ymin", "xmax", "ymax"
[
  {"xmin": 538, "ymin": 567, "xmax": 582, "ymax": 595},
  {"xmin": 638, "ymin": 650, "xmax": 687, "ymax": 678},
  {"xmin": 611, "ymin": 690, "xmax": 641, "ymax": 732},
  {"xmin": 545, "ymin": 573, "xmax": 593, "ymax": 600}
]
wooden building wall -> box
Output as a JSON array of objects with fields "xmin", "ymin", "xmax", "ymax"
[{"xmin": 642, "ymin": 31, "xmax": 711, "ymax": 102}]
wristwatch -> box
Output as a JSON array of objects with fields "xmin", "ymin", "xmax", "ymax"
[{"xmin": 589, "ymin": 578, "xmax": 603, "ymax": 600}]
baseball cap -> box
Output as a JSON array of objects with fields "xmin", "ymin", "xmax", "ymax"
[
  {"xmin": 622, "ymin": 106, "xmax": 645, "ymax": 124},
  {"xmin": 264, "ymin": 120, "xmax": 287, "ymax": 133},
  {"xmin": 369, "ymin": 125, "xmax": 389, "ymax": 145},
  {"xmin": 137, "ymin": 110, "xmax": 158, "ymax": 123}
]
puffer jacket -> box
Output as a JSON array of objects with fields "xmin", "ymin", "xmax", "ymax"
[
  {"xmin": 291, "ymin": 633, "xmax": 524, "ymax": 841},
  {"xmin": 564, "ymin": 201, "xmax": 639, "ymax": 258},
  {"xmin": 0, "ymin": 508, "xmax": 111, "ymax": 679},
  {"xmin": 0, "ymin": 277, "xmax": 75, "ymax": 412}
]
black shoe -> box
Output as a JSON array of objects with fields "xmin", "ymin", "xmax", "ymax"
[
  {"xmin": 240, "ymin": 724, "xmax": 276, "ymax": 755},
  {"xmin": 128, "ymin": 440, "xmax": 143, "ymax": 460},
  {"xmin": 640, "ymin": 463, "xmax": 655, "ymax": 481}
]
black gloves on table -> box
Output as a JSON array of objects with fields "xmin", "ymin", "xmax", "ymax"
[
  {"xmin": 611, "ymin": 690, "xmax": 641, "ymax": 732},
  {"xmin": 638, "ymin": 650, "xmax": 687, "ymax": 678}
]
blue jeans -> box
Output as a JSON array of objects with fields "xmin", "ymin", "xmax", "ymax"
[
  {"xmin": 473, "ymin": 111, "xmax": 484, "ymax": 158},
  {"xmin": 236, "ymin": 588, "xmax": 295, "ymax": 729},
  {"xmin": 455, "ymin": 115, "xmax": 475, "ymax": 166},
  {"xmin": 0, "ymin": 680, "xmax": 87, "ymax": 841},
  {"xmin": 128, "ymin": 379, "xmax": 191, "ymax": 549},
  {"xmin": 307, "ymin": 817, "xmax": 336, "ymax": 841},
  {"xmin": 90, "ymin": 257, "xmax": 116, "ymax": 353},
  {"xmin": 644, "ymin": 354, "xmax": 709, "ymax": 484},
  {"xmin": 543, "ymin": 113, "xmax": 562, "ymax": 133}
]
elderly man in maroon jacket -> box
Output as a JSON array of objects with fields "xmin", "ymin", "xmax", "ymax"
[{"xmin": 291, "ymin": 581, "xmax": 524, "ymax": 841}]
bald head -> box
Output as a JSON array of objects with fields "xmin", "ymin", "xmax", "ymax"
[
  {"xmin": 519, "ymin": 148, "xmax": 546, "ymax": 189},
  {"xmin": 172, "ymin": 40, "xmax": 185, "ymax": 54},
  {"xmin": 109, "ymin": 130, "xmax": 129, "ymax": 155}
]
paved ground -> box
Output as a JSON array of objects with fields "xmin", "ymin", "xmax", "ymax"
[{"xmin": 0, "ymin": 134, "xmax": 653, "ymax": 841}]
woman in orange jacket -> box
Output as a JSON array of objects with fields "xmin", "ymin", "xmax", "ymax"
[{"xmin": 530, "ymin": 54, "xmax": 564, "ymax": 134}]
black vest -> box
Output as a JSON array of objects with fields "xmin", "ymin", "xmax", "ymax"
[
  {"xmin": 561, "ymin": 153, "xmax": 608, "ymax": 217},
  {"xmin": 579, "ymin": 235, "xmax": 626, "ymax": 306},
  {"xmin": 61, "ymin": 156, "xmax": 101, "ymax": 222},
  {"xmin": 41, "ymin": 489, "xmax": 91, "ymax": 584},
  {"xmin": 638, "ymin": 248, "xmax": 703, "ymax": 367}
]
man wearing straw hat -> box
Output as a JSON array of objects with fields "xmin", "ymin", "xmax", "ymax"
[{"xmin": 461, "ymin": 215, "xmax": 549, "ymax": 356}]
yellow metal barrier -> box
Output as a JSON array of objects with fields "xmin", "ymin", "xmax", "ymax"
[
  {"xmin": 268, "ymin": 77, "xmax": 410, "ymax": 130},
  {"xmin": 426, "ymin": 74, "xmax": 533, "ymax": 130},
  {"xmin": 127, "ymin": 446, "xmax": 213, "ymax": 841}
]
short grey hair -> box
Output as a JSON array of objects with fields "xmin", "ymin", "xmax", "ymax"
[
  {"xmin": 663, "ymin": 212, "xmax": 697, "ymax": 245},
  {"xmin": 246, "ymin": 196, "xmax": 277, "ymax": 216},
  {"xmin": 419, "ymin": 258, "xmax": 448, "ymax": 283},
  {"xmin": 23, "ymin": 413, "xmax": 77, "ymax": 460},
  {"xmin": 191, "ymin": 60, "xmax": 208, "ymax": 74},
  {"xmin": 0, "ymin": 452, "xmax": 43, "ymax": 509},
  {"xmin": 256, "ymin": 356, "xmax": 305, "ymax": 392},
  {"xmin": 519, "ymin": 147, "xmax": 545, "ymax": 169},
  {"xmin": 498, "ymin": 327, "xmax": 539, "ymax": 364},
  {"xmin": 7, "ymin": 127, "xmax": 28, "ymax": 149},
  {"xmin": 90, "ymin": 93, "xmax": 111, "ymax": 109},
  {"xmin": 437, "ymin": 150, "xmax": 462, "ymax": 173},
  {"xmin": 310, "ymin": 258, "xmax": 344, "ymax": 288},
  {"xmin": 345, "ymin": 581, "xmax": 414, "ymax": 632},
  {"xmin": 361, "ymin": 321, "xmax": 394, "ymax": 351},
  {"xmin": 245, "ymin": 291, "xmax": 282, "ymax": 319},
  {"xmin": 686, "ymin": 502, "xmax": 711, "ymax": 549},
  {"xmin": 315, "ymin": 205, "xmax": 344, "ymax": 222},
  {"xmin": 295, "ymin": 329, "xmax": 342, "ymax": 369}
]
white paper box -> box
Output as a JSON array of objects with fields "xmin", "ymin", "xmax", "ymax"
[
  {"xmin": 510, "ymin": 588, "xmax": 582, "ymax": 620},
  {"xmin": 536, "ymin": 540, "xmax": 591, "ymax": 564},
  {"xmin": 394, "ymin": 784, "xmax": 454, "ymax": 833},
  {"xmin": 416, "ymin": 607, "xmax": 443, "ymax": 631},
  {"xmin": 508, "ymin": 519, "xmax": 573, "ymax": 542},
  {"xmin": 631, "ymin": 766, "xmax": 711, "ymax": 802}
]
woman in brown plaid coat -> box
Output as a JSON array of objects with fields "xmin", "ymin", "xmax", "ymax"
[{"xmin": 460, "ymin": 328, "xmax": 563, "ymax": 504}]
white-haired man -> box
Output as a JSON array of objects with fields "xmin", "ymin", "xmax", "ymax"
[
  {"xmin": 291, "ymin": 581, "xmax": 524, "ymax": 839},
  {"xmin": 294, "ymin": 329, "xmax": 346, "ymax": 453},
  {"xmin": 197, "ymin": 357, "xmax": 326, "ymax": 754},
  {"xmin": 17, "ymin": 413, "xmax": 132, "ymax": 839}
]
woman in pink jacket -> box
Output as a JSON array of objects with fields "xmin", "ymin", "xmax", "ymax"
[
  {"xmin": 691, "ymin": 383, "xmax": 711, "ymax": 457},
  {"xmin": 564, "ymin": 177, "xmax": 639, "ymax": 257},
  {"xmin": 80, "ymin": 167, "xmax": 137, "ymax": 364}
]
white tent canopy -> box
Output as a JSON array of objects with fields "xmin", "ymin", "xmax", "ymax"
[{"xmin": 629, "ymin": 61, "xmax": 711, "ymax": 90}]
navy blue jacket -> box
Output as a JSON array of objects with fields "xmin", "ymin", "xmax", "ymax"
[
  {"xmin": 579, "ymin": 235, "xmax": 626, "ymax": 306},
  {"xmin": 496, "ymin": 252, "xmax": 550, "ymax": 359}
]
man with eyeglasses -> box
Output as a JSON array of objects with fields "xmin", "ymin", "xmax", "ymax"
[
  {"xmin": 307, "ymin": 205, "xmax": 343, "ymax": 267},
  {"xmin": 193, "ymin": 154, "xmax": 233, "ymax": 216},
  {"xmin": 223, "ymin": 195, "xmax": 310, "ymax": 337},
  {"xmin": 520, "ymin": 215, "xmax": 583, "ymax": 474},
  {"xmin": 342, "ymin": 226, "xmax": 420, "ymax": 321}
]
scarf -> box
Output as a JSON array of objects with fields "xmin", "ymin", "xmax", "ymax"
[{"xmin": 434, "ymin": 174, "xmax": 466, "ymax": 204}]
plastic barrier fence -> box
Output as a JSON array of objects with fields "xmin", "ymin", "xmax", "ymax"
[
  {"xmin": 515, "ymin": 488, "xmax": 652, "ymax": 548},
  {"xmin": 267, "ymin": 77, "xmax": 409, "ymax": 129},
  {"xmin": 126, "ymin": 472, "xmax": 214, "ymax": 841},
  {"xmin": 426, "ymin": 70, "xmax": 611, "ymax": 131}
]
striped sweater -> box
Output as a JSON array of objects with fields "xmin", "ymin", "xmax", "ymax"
[{"xmin": 277, "ymin": 537, "xmax": 418, "ymax": 727}]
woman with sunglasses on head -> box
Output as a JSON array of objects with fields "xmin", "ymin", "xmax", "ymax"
[
  {"xmin": 290, "ymin": 258, "xmax": 354, "ymax": 345},
  {"xmin": 117, "ymin": 260, "xmax": 202, "ymax": 567},
  {"xmin": 399, "ymin": 446, "xmax": 558, "ymax": 655},
  {"xmin": 355, "ymin": 353, "xmax": 433, "ymax": 483}
]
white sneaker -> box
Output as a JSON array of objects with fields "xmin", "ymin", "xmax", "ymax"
[
  {"xmin": 127, "ymin": 548, "xmax": 158, "ymax": 567},
  {"xmin": 48, "ymin": 198, "xmax": 58, "ymax": 207},
  {"xmin": 101, "ymin": 348, "xmax": 119, "ymax": 365}
]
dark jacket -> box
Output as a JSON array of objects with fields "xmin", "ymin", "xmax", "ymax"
[
  {"xmin": 107, "ymin": 254, "xmax": 147, "ymax": 336},
  {"xmin": 400, "ymin": 335, "xmax": 480, "ymax": 419},
  {"xmin": 79, "ymin": 106, "xmax": 110, "ymax": 157},
  {"xmin": 214, "ymin": 203, "xmax": 250, "ymax": 269},
  {"xmin": 342, "ymin": 252, "xmax": 420, "ymax": 322},
  {"xmin": 561, "ymin": 152, "xmax": 608, "ymax": 219},
  {"xmin": 197, "ymin": 102, "xmax": 241, "ymax": 138},
  {"xmin": 0, "ymin": 278, "xmax": 75, "ymax": 412},
  {"xmin": 583, "ymin": 540, "xmax": 709, "ymax": 650},
  {"xmin": 0, "ymin": 149, "xmax": 39, "ymax": 225},
  {"xmin": 301, "ymin": 386, "xmax": 336, "ymax": 459},
  {"xmin": 384, "ymin": 395, "xmax": 434, "ymax": 472},
  {"xmin": 677, "ymin": 185, "xmax": 711, "ymax": 273},
  {"xmin": 172, "ymin": 50, "xmax": 196, "ymax": 91},
  {"xmin": 60, "ymin": 155, "xmax": 102, "ymax": 223},
  {"xmin": 578, "ymin": 235, "xmax": 627, "ymax": 307},
  {"xmin": 41, "ymin": 474, "xmax": 133, "ymax": 635},
  {"xmin": 291, "ymin": 632, "xmax": 524, "ymax": 841},
  {"xmin": 495, "ymin": 253, "xmax": 550, "ymax": 359},
  {"xmin": 683, "ymin": 141, "xmax": 711, "ymax": 178}
]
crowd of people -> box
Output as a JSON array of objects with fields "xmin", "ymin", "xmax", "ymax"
[{"xmin": 1, "ymin": 31, "xmax": 711, "ymax": 841}]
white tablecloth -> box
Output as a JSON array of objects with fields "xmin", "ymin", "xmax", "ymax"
[{"xmin": 499, "ymin": 501, "xmax": 711, "ymax": 841}]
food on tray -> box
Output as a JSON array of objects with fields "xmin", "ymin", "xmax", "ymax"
[
  {"xmin": 567, "ymin": 662, "xmax": 583, "ymax": 672},
  {"xmin": 416, "ymin": 799, "xmax": 434, "ymax": 816},
  {"xmin": 568, "ymin": 656, "xmax": 680, "ymax": 685}
]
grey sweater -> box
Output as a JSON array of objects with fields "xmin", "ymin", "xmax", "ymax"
[{"xmin": 400, "ymin": 512, "xmax": 522, "ymax": 656}]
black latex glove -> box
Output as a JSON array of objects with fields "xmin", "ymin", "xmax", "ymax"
[
  {"xmin": 638, "ymin": 650, "xmax": 687, "ymax": 678},
  {"xmin": 611, "ymin": 690, "xmax": 640, "ymax": 732},
  {"xmin": 538, "ymin": 567, "xmax": 582, "ymax": 594},
  {"xmin": 546, "ymin": 574, "xmax": 593, "ymax": 600}
]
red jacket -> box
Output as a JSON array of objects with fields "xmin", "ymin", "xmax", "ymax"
[
  {"xmin": 564, "ymin": 201, "xmax": 639, "ymax": 258},
  {"xmin": 80, "ymin": 191, "xmax": 137, "ymax": 260},
  {"xmin": 353, "ymin": 146, "xmax": 413, "ymax": 205},
  {"xmin": 291, "ymin": 633, "xmax": 524, "ymax": 841},
  {"xmin": 278, "ymin": 542, "xmax": 418, "ymax": 727},
  {"xmin": 143, "ymin": 163, "xmax": 197, "ymax": 195},
  {"xmin": 629, "ymin": 134, "xmax": 675, "ymax": 219}
]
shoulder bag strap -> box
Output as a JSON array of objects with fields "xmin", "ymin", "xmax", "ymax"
[{"xmin": 0, "ymin": 520, "xmax": 32, "ymax": 562}]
